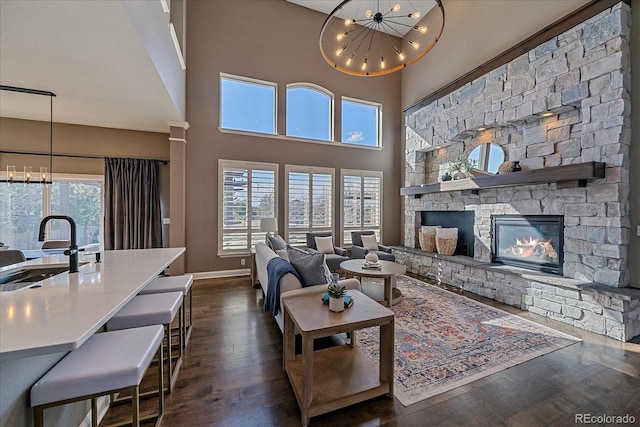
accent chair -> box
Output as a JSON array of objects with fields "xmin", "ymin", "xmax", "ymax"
[
  {"xmin": 305, "ymin": 232, "xmax": 349, "ymax": 272},
  {"xmin": 350, "ymin": 231, "xmax": 395, "ymax": 262}
]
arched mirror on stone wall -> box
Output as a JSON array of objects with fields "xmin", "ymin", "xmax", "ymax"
[{"xmin": 468, "ymin": 143, "xmax": 505, "ymax": 175}]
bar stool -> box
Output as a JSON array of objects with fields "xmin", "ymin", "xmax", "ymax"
[
  {"xmin": 106, "ymin": 292, "xmax": 183, "ymax": 393},
  {"xmin": 31, "ymin": 325, "xmax": 164, "ymax": 427},
  {"xmin": 139, "ymin": 274, "xmax": 193, "ymax": 349}
]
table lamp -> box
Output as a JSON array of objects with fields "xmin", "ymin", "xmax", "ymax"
[{"xmin": 260, "ymin": 217, "xmax": 278, "ymax": 243}]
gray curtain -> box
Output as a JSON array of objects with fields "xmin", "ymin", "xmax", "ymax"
[{"xmin": 104, "ymin": 158, "xmax": 162, "ymax": 250}]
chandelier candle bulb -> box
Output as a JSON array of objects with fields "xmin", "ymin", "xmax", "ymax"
[{"xmin": 24, "ymin": 166, "xmax": 32, "ymax": 184}]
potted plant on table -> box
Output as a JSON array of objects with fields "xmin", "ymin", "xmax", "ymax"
[{"xmin": 327, "ymin": 282, "xmax": 346, "ymax": 312}]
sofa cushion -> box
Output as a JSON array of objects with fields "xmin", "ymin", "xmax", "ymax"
[
  {"xmin": 361, "ymin": 234, "xmax": 379, "ymax": 251},
  {"xmin": 276, "ymin": 248, "xmax": 289, "ymax": 260},
  {"xmin": 287, "ymin": 247, "xmax": 330, "ymax": 287},
  {"xmin": 314, "ymin": 236, "xmax": 335, "ymax": 254},
  {"xmin": 268, "ymin": 234, "xmax": 287, "ymax": 251}
]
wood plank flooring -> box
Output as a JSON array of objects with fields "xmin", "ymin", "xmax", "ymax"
[{"xmin": 104, "ymin": 275, "xmax": 640, "ymax": 426}]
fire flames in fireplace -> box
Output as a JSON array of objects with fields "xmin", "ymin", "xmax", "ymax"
[{"xmin": 503, "ymin": 236, "xmax": 559, "ymax": 261}]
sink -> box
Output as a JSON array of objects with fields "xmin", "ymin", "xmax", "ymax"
[{"xmin": 0, "ymin": 267, "xmax": 69, "ymax": 292}]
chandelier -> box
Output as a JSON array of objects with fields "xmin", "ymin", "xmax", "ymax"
[
  {"xmin": 320, "ymin": 0, "xmax": 445, "ymax": 76},
  {"xmin": 1, "ymin": 85, "xmax": 55, "ymax": 184}
]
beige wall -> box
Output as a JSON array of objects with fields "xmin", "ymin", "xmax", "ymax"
[
  {"xmin": 0, "ymin": 117, "xmax": 171, "ymax": 245},
  {"xmin": 185, "ymin": 0, "xmax": 402, "ymax": 273},
  {"xmin": 630, "ymin": 0, "xmax": 639, "ymax": 288}
]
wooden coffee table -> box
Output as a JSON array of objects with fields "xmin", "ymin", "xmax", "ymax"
[
  {"xmin": 283, "ymin": 290, "xmax": 394, "ymax": 427},
  {"xmin": 340, "ymin": 259, "xmax": 407, "ymax": 306}
]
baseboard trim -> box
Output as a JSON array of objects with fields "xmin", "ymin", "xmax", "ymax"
[{"xmin": 192, "ymin": 269, "xmax": 250, "ymax": 280}]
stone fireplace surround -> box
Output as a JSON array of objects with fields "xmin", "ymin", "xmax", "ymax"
[{"xmin": 400, "ymin": 3, "xmax": 639, "ymax": 341}]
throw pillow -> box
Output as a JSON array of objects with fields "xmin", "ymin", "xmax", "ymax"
[
  {"xmin": 267, "ymin": 234, "xmax": 287, "ymax": 251},
  {"xmin": 314, "ymin": 236, "xmax": 335, "ymax": 254},
  {"xmin": 361, "ymin": 234, "xmax": 379, "ymax": 251},
  {"xmin": 276, "ymin": 248, "xmax": 289, "ymax": 261},
  {"xmin": 286, "ymin": 247, "xmax": 328, "ymax": 287}
]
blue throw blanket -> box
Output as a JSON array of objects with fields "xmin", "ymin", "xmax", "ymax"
[{"xmin": 264, "ymin": 257, "xmax": 303, "ymax": 316}]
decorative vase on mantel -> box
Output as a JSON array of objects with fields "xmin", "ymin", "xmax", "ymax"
[
  {"xmin": 510, "ymin": 161, "xmax": 522, "ymax": 172},
  {"xmin": 441, "ymin": 172, "xmax": 452, "ymax": 182},
  {"xmin": 453, "ymin": 171, "xmax": 466, "ymax": 180}
]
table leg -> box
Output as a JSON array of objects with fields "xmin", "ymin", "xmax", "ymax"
[
  {"xmin": 384, "ymin": 276, "xmax": 393, "ymax": 307},
  {"xmin": 283, "ymin": 306, "xmax": 295, "ymax": 372},
  {"xmin": 349, "ymin": 330, "xmax": 356, "ymax": 347},
  {"xmin": 380, "ymin": 319, "xmax": 395, "ymax": 397},
  {"xmin": 301, "ymin": 336, "xmax": 313, "ymax": 427}
]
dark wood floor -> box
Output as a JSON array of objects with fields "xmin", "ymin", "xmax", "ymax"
[{"xmin": 106, "ymin": 275, "xmax": 640, "ymax": 426}]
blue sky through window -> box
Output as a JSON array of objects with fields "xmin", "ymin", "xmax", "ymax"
[
  {"xmin": 342, "ymin": 100, "xmax": 379, "ymax": 146},
  {"xmin": 221, "ymin": 78, "xmax": 275, "ymax": 134},
  {"xmin": 286, "ymin": 87, "xmax": 331, "ymax": 141}
]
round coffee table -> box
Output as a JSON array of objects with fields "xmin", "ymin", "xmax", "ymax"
[{"xmin": 340, "ymin": 259, "xmax": 406, "ymax": 306}]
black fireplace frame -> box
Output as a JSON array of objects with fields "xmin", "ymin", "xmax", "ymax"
[{"xmin": 491, "ymin": 215, "xmax": 564, "ymax": 275}]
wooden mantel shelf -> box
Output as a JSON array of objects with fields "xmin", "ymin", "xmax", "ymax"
[{"xmin": 400, "ymin": 162, "xmax": 605, "ymax": 197}]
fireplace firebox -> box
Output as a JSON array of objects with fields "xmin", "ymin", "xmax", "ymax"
[{"xmin": 491, "ymin": 215, "xmax": 563, "ymax": 275}]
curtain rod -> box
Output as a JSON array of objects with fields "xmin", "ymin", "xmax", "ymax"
[{"xmin": 0, "ymin": 150, "xmax": 169, "ymax": 165}]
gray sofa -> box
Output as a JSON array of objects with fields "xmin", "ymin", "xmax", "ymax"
[{"xmin": 255, "ymin": 242, "xmax": 360, "ymax": 332}]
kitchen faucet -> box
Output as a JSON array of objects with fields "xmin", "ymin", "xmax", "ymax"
[{"xmin": 38, "ymin": 215, "xmax": 79, "ymax": 273}]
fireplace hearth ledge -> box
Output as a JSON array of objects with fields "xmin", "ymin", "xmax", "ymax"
[{"xmin": 392, "ymin": 246, "xmax": 640, "ymax": 341}]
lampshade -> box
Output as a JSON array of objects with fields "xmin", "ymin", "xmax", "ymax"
[
  {"xmin": 320, "ymin": 0, "xmax": 445, "ymax": 76},
  {"xmin": 259, "ymin": 217, "xmax": 278, "ymax": 233}
]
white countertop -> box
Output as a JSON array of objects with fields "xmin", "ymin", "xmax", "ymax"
[{"xmin": 0, "ymin": 247, "xmax": 185, "ymax": 361}]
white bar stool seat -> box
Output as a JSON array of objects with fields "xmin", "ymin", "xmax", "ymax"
[
  {"xmin": 139, "ymin": 274, "xmax": 193, "ymax": 348},
  {"xmin": 31, "ymin": 325, "xmax": 164, "ymax": 427},
  {"xmin": 106, "ymin": 292, "xmax": 183, "ymax": 393}
]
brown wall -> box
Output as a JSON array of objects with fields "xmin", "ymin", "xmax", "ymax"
[
  {"xmin": 630, "ymin": 0, "xmax": 639, "ymax": 288},
  {"xmin": 0, "ymin": 117, "xmax": 171, "ymax": 245},
  {"xmin": 185, "ymin": 0, "xmax": 402, "ymax": 273}
]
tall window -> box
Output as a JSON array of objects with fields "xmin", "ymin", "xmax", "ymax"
[
  {"xmin": 0, "ymin": 174, "xmax": 103, "ymax": 250},
  {"xmin": 220, "ymin": 73, "xmax": 276, "ymax": 135},
  {"xmin": 286, "ymin": 83, "xmax": 333, "ymax": 141},
  {"xmin": 285, "ymin": 165, "xmax": 334, "ymax": 245},
  {"xmin": 342, "ymin": 170, "xmax": 383, "ymax": 246},
  {"xmin": 341, "ymin": 97, "xmax": 381, "ymax": 147},
  {"xmin": 219, "ymin": 160, "xmax": 277, "ymax": 255}
]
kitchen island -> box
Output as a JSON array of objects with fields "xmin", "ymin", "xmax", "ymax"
[{"xmin": 0, "ymin": 247, "xmax": 185, "ymax": 427}]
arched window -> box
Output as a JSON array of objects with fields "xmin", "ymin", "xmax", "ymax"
[{"xmin": 286, "ymin": 84, "xmax": 333, "ymax": 141}]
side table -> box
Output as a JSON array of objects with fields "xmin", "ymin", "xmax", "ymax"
[{"xmin": 283, "ymin": 290, "xmax": 394, "ymax": 427}]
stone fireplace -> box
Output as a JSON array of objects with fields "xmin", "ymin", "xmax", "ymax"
[{"xmin": 396, "ymin": 3, "xmax": 640, "ymax": 341}]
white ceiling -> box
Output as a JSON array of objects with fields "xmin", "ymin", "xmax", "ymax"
[
  {"xmin": 0, "ymin": 0, "xmax": 183, "ymax": 133},
  {"xmin": 288, "ymin": 0, "xmax": 437, "ymax": 36}
]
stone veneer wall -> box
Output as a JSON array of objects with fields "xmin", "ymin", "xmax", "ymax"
[
  {"xmin": 404, "ymin": 3, "xmax": 632, "ymax": 287},
  {"xmin": 400, "ymin": 4, "xmax": 639, "ymax": 340}
]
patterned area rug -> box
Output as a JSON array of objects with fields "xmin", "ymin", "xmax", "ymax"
[{"xmin": 357, "ymin": 275, "xmax": 581, "ymax": 407}]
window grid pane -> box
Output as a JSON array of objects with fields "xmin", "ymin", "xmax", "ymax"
[
  {"xmin": 287, "ymin": 169, "xmax": 333, "ymax": 244},
  {"xmin": 286, "ymin": 87, "xmax": 331, "ymax": 141},
  {"xmin": 221, "ymin": 162, "xmax": 276, "ymax": 252},
  {"xmin": 341, "ymin": 99, "xmax": 380, "ymax": 147},
  {"xmin": 342, "ymin": 172, "xmax": 382, "ymax": 246},
  {"xmin": 220, "ymin": 76, "xmax": 276, "ymax": 135}
]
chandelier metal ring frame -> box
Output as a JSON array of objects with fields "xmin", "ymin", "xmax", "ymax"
[{"xmin": 320, "ymin": 0, "xmax": 445, "ymax": 76}]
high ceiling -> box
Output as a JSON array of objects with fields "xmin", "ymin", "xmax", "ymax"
[{"xmin": 0, "ymin": 0, "xmax": 183, "ymax": 133}]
